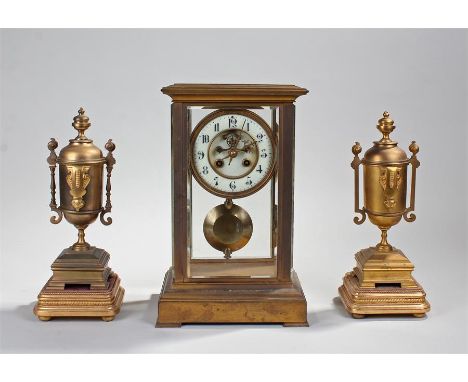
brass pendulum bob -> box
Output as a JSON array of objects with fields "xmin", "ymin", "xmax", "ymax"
[{"xmin": 203, "ymin": 198, "xmax": 253, "ymax": 258}]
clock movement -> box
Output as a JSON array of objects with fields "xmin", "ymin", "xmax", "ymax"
[{"xmin": 157, "ymin": 84, "xmax": 309, "ymax": 326}]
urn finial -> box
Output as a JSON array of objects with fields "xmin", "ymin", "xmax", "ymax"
[
  {"xmin": 72, "ymin": 107, "xmax": 91, "ymax": 139},
  {"xmin": 376, "ymin": 111, "xmax": 395, "ymax": 144}
]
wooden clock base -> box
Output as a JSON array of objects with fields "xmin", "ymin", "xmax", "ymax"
[
  {"xmin": 34, "ymin": 273, "xmax": 124, "ymax": 321},
  {"xmin": 156, "ymin": 267, "xmax": 308, "ymax": 327}
]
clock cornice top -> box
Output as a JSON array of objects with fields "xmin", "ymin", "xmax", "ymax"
[{"xmin": 161, "ymin": 83, "xmax": 308, "ymax": 104}]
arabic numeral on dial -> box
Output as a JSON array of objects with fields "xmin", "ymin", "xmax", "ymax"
[
  {"xmin": 214, "ymin": 123, "xmax": 219, "ymax": 132},
  {"xmin": 256, "ymin": 133, "xmax": 263, "ymax": 142},
  {"xmin": 256, "ymin": 165, "xmax": 263, "ymax": 173},
  {"xmin": 202, "ymin": 134, "xmax": 210, "ymax": 144},
  {"xmin": 260, "ymin": 148, "xmax": 267, "ymax": 158},
  {"xmin": 229, "ymin": 116, "xmax": 237, "ymax": 129},
  {"xmin": 197, "ymin": 151, "xmax": 205, "ymax": 160},
  {"xmin": 229, "ymin": 181, "xmax": 236, "ymax": 190},
  {"xmin": 202, "ymin": 166, "xmax": 209, "ymax": 175},
  {"xmin": 213, "ymin": 176, "xmax": 219, "ymax": 186},
  {"xmin": 245, "ymin": 177, "xmax": 253, "ymax": 186}
]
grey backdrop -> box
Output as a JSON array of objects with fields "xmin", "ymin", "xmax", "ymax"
[{"xmin": 1, "ymin": 29, "xmax": 467, "ymax": 353}]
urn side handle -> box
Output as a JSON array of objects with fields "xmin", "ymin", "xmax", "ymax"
[
  {"xmin": 351, "ymin": 142, "xmax": 366, "ymax": 225},
  {"xmin": 47, "ymin": 138, "xmax": 63, "ymax": 224},
  {"xmin": 403, "ymin": 141, "xmax": 420, "ymax": 222},
  {"xmin": 100, "ymin": 139, "xmax": 116, "ymax": 226}
]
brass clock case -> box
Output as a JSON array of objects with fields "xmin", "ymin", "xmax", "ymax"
[{"xmin": 190, "ymin": 109, "xmax": 277, "ymax": 199}]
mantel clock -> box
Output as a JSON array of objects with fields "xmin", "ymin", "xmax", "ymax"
[{"xmin": 157, "ymin": 84, "xmax": 309, "ymax": 327}]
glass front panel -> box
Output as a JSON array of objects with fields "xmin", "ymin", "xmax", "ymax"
[{"xmin": 187, "ymin": 106, "xmax": 280, "ymax": 279}]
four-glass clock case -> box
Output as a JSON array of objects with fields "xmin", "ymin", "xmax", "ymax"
[{"xmin": 157, "ymin": 84, "xmax": 309, "ymax": 326}]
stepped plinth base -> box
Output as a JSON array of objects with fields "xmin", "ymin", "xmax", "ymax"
[
  {"xmin": 34, "ymin": 272, "xmax": 124, "ymax": 321},
  {"xmin": 156, "ymin": 267, "xmax": 308, "ymax": 327},
  {"xmin": 339, "ymin": 247, "xmax": 430, "ymax": 317},
  {"xmin": 339, "ymin": 270, "xmax": 430, "ymax": 318}
]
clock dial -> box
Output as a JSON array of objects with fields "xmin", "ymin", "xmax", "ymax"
[{"xmin": 191, "ymin": 110, "xmax": 276, "ymax": 198}]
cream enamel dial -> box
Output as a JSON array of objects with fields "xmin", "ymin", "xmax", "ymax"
[{"xmin": 191, "ymin": 110, "xmax": 276, "ymax": 198}]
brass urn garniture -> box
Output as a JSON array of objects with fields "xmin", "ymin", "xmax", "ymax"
[
  {"xmin": 34, "ymin": 108, "xmax": 124, "ymax": 321},
  {"xmin": 338, "ymin": 111, "xmax": 430, "ymax": 318}
]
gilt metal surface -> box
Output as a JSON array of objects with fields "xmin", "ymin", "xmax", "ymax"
[
  {"xmin": 35, "ymin": 108, "xmax": 123, "ymax": 320},
  {"xmin": 340, "ymin": 111, "xmax": 429, "ymax": 318}
]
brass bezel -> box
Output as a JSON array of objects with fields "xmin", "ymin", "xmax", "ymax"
[{"xmin": 190, "ymin": 109, "xmax": 277, "ymax": 199}]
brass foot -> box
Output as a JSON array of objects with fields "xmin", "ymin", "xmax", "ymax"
[
  {"xmin": 38, "ymin": 316, "xmax": 51, "ymax": 321},
  {"xmin": 352, "ymin": 313, "xmax": 365, "ymax": 319},
  {"xmin": 102, "ymin": 316, "xmax": 115, "ymax": 322},
  {"xmin": 413, "ymin": 313, "xmax": 426, "ymax": 318},
  {"xmin": 156, "ymin": 322, "xmax": 182, "ymax": 328},
  {"xmin": 282, "ymin": 322, "xmax": 309, "ymax": 327}
]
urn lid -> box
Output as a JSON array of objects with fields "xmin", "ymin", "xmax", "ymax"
[
  {"xmin": 363, "ymin": 111, "xmax": 408, "ymax": 164},
  {"xmin": 58, "ymin": 108, "xmax": 104, "ymax": 164}
]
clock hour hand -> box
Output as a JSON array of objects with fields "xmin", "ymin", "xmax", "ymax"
[{"xmin": 215, "ymin": 146, "xmax": 229, "ymax": 153}]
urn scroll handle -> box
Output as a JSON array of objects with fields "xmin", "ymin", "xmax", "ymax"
[
  {"xmin": 47, "ymin": 138, "xmax": 63, "ymax": 224},
  {"xmin": 351, "ymin": 142, "xmax": 366, "ymax": 225},
  {"xmin": 403, "ymin": 141, "xmax": 420, "ymax": 223},
  {"xmin": 100, "ymin": 139, "xmax": 116, "ymax": 226}
]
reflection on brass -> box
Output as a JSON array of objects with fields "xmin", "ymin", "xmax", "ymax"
[
  {"xmin": 66, "ymin": 165, "xmax": 91, "ymax": 211},
  {"xmin": 34, "ymin": 108, "xmax": 124, "ymax": 321},
  {"xmin": 339, "ymin": 111, "xmax": 429, "ymax": 318},
  {"xmin": 203, "ymin": 200, "xmax": 253, "ymax": 255}
]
